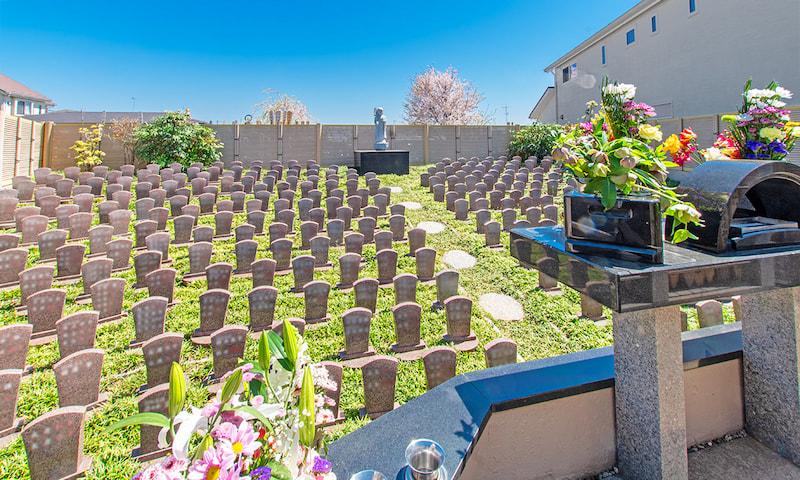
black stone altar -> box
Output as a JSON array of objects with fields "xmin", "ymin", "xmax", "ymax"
[
  {"xmin": 511, "ymin": 226, "xmax": 800, "ymax": 312},
  {"xmin": 354, "ymin": 150, "xmax": 409, "ymax": 176}
]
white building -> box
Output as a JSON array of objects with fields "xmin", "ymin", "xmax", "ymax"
[
  {"xmin": 0, "ymin": 73, "xmax": 54, "ymax": 116},
  {"xmin": 535, "ymin": 0, "xmax": 800, "ymax": 125}
]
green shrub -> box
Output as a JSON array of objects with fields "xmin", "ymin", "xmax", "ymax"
[
  {"xmin": 508, "ymin": 121, "xmax": 564, "ymax": 159},
  {"xmin": 134, "ymin": 110, "xmax": 223, "ymax": 168},
  {"xmin": 70, "ymin": 124, "xmax": 105, "ymax": 171}
]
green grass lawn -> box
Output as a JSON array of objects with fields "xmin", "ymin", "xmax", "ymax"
[{"xmin": 0, "ymin": 164, "xmax": 733, "ymax": 479}]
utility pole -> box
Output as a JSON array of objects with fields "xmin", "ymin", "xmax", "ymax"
[
  {"xmin": 131, "ymin": 97, "xmax": 136, "ymax": 111},
  {"xmin": 503, "ymin": 105, "xmax": 509, "ymax": 125}
]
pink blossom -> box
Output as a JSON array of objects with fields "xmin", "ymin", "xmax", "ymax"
[
  {"xmin": 201, "ymin": 400, "xmax": 222, "ymax": 418},
  {"xmin": 250, "ymin": 395, "xmax": 264, "ymax": 407},
  {"xmin": 220, "ymin": 410, "xmax": 245, "ymax": 427},
  {"xmin": 214, "ymin": 422, "xmax": 238, "ymax": 441},
  {"xmin": 220, "ymin": 421, "xmax": 262, "ymax": 458},
  {"xmin": 187, "ymin": 445, "xmax": 236, "ymax": 480},
  {"xmin": 242, "ymin": 372, "xmax": 256, "ymax": 383}
]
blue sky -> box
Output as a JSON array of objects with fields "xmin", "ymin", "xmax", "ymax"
[{"xmin": 0, "ymin": 0, "xmax": 637, "ymax": 125}]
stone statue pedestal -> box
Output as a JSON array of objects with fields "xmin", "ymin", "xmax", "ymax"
[
  {"xmin": 375, "ymin": 142, "xmax": 389, "ymax": 151},
  {"xmin": 354, "ymin": 150, "xmax": 409, "ymax": 176}
]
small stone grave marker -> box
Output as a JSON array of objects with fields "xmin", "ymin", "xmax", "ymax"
[
  {"xmin": 205, "ymin": 262, "xmax": 233, "ymax": 291},
  {"xmin": 248, "ymin": 286, "xmax": 278, "ymax": 333},
  {"xmin": 0, "ymin": 248, "xmax": 27, "ymax": 287},
  {"xmin": 141, "ymin": 332, "xmax": 183, "ymax": 390},
  {"xmin": 54, "ymin": 348, "xmax": 107, "ymax": 409},
  {"xmin": 484, "ymin": 338, "xmax": 518, "ymax": 368},
  {"xmin": 391, "ymin": 302, "xmax": 425, "ymax": 359},
  {"xmin": 21, "ymin": 214, "xmax": 48, "ymax": 245},
  {"xmin": 696, "ymin": 299, "xmax": 724, "ymax": 328},
  {"xmin": 148, "ymin": 207, "xmax": 169, "ymax": 231},
  {"xmin": 210, "ymin": 325, "xmax": 248, "ymax": 384},
  {"xmin": 87, "ymin": 225, "xmax": 113, "ymax": 256},
  {"xmin": 146, "ymin": 268, "xmax": 177, "ymax": 304},
  {"xmin": 133, "ymin": 251, "xmax": 162, "ymax": 288},
  {"xmin": 393, "ymin": 273, "xmax": 418, "ymax": 305},
  {"xmin": 36, "ymin": 229, "xmax": 68, "ymax": 263},
  {"xmin": 340, "ymin": 307, "xmax": 375, "ymax": 363},
  {"xmin": 55, "ymin": 204, "xmax": 79, "ymax": 230},
  {"xmin": 270, "ymin": 238, "xmax": 293, "ymax": 273},
  {"xmin": 291, "ymin": 255, "xmax": 316, "ymax": 292},
  {"xmin": 22, "ymin": 406, "xmax": 93, "ymax": 480},
  {"xmin": 106, "ymin": 238, "xmax": 133, "ymax": 271},
  {"xmin": 55, "ymin": 311, "xmax": 99, "ymax": 359},
  {"xmin": 134, "ymin": 220, "xmax": 157, "ymax": 249},
  {"xmin": 214, "ymin": 211, "xmax": 234, "ymax": 239},
  {"xmin": 443, "ymin": 295, "xmax": 478, "ymax": 351},
  {"xmin": 310, "ymin": 235, "xmax": 332, "ymax": 269},
  {"xmin": 172, "ymin": 215, "xmax": 194, "ymax": 244},
  {"xmin": 77, "ymin": 258, "xmax": 113, "ymax": 302},
  {"xmin": 193, "ymin": 225, "xmax": 213, "ymax": 243},
  {"xmin": 422, "ymin": 346, "xmax": 457, "ymax": 390},
  {"xmin": 234, "ymin": 240, "xmax": 258, "ymax": 275},
  {"xmin": 376, "ymin": 248, "xmax": 398, "ymax": 285},
  {"xmin": 360, "ymin": 356, "xmax": 398, "ymax": 419},
  {"xmin": 0, "ymin": 323, "xmax": 32, "ymax": 370},
  {"xmin": 91, "ymin": 277, "xmax": 126, "ymax": 323},
  {"xmin": 55, "ymin": 244, "xmax": 85, "ymax": 281},
  {"xmin": 130, "ymin": 296, "xmax": 168, "ymax": 347},
  {"xmin": 304, "ymin": 280, "xmax": 331, "ymax": 324},
  {"xmin": 337, "ymin": 253, "xmax": 361, "ymax": 289},
  {"xmin": 326, "ymin": 219, "xmax": 344, "ymax": 246},
  {"xmin": 0, "ymin": 369, "xmax": 23, "ymax": 439},
  {"xmin": 184, "ymin": 242, "xmax": 213, "ymax": 280},
  {"xmin": 192, "ymin": 289, "xmax": 231, "ymax": 345},
  {"xmin": 136, "ymin": 199, "xmax": 156, "ymax": 222},
  {"xmin": 0, "ymin": 233, "xmax": 19, "ymax": 252},
  {"xmin": 145, "ymin": 231, "xmax": 171, "ymax": 264},
  {"xmin": 252, "ymin": 258, "xmax": 277, "ymax": 287},
  {"xmin": 135, "ymin": 384, "xmax": 171, "ymax": 460}
]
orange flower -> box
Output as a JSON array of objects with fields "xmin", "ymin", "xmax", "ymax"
[{"xmin": 679, "ymin": 127, "xmax": 697, "ymax": 146}]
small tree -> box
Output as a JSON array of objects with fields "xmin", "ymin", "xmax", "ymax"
[
  {"xmin": 134, "ymin": 110, "xmax": 223, "ymax": 168},
  {"xmin": 508, "ymin": 122, "xmax": 564, "ymax": 160},
  {"xmin": 70, "ymin": 124, "xmax": 105, "ymax": 171},
  {"xmin": 403, "ymin": 66, "xmax": 488, "ymax": 125},
  {"xmin": 252, "ymin": 89, "xmax": 313, "ymax": 124},
  {"xmin": 109, "ymin": 116, "xmax": 140, "ymax": 167}
]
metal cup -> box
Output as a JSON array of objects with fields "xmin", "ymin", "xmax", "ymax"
[
  {"xmin": 405, "ymin": 439, "xmax": 445, "ymax": 480},
  {"xmin": 350, "ymin": 471, "xmax": 387, "ymax": 480}
]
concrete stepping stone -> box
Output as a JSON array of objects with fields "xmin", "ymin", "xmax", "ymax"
[
  {"xmin": 417, "ymin": 221, "xmax": 445, "ymax": 234},
  {"xmin": 479, "ymin": 293, "xmax": 524, "ymax": 321},
  {"xmin": 442, "ymin": 250, "xmax": 477, "ymax": 270},
  {"xmin": 398, "ymin": 201, "xmax": 421, "ymax": 210}
]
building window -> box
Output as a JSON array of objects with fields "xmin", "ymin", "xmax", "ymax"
[
  {"xmin": 562, "ymin": 67, "xmax": 570, "ymax": 83},
  {"xmin": 626, "ymin": 28, "xmax": 635, "ymax": 45},
  {"xmin": 16, "ymin": 101, "xmax": 25, "ymax": 115},
  {"xmin": 651, "ymin": 15, "xmax": 657, "ymax": 32},
  {"xmin": 601, "ymin": 45, "xmax": 606, "ymax": 65},
  {"xmin": 689, "ymin": 0, "xmax": 696, "ymax": 13}
]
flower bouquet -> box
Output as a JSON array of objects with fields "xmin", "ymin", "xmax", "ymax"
[
  {"xmin": 719, "ymin": 80, "xmax": 798, "ymax": 160},
  {"xmin": 554, "ymin": 77, "xmax": 702, "ymax": 245},
  {"xmin": 107, "ymin": 322, "xmax": 337, "ymax": 480}
]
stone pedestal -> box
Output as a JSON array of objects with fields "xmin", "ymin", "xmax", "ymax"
[
  {"xmin": 740, "ymin": 287, "xmax": 800, "ymax": 465},
  {"xmin": 354, "ymin": 151, "xmax": 409, "ymax": 175},
  {"xmin": 613, "ymin": 305, "xmax": 687, "ymax": 480}
]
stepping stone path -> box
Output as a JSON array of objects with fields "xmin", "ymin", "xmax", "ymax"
[
  {"xmin": 416, "ymin": 221, "xmax": 445, "ymax": 234},
  {"xmin": 442, "ymin": 250, "xmax": 477, "ymax": 269},
  {"xmin": 479, "ymin": 293, "xmax": 524, "ymax": 321},
  {"xmin": 398, "ymin": 201, "xmax": 422, "ymax": 210}
]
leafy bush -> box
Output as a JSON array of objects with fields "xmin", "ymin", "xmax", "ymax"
[
  {"xmin": 134, "ymin": 110, "xmax": 223, "ymax": 168},
  {"xmin": 507, "ymin": 121, "xmax": 564, "ymax": 159},
  {"xmin": 70, "ymin": 124, "xmax": 105, "ymax": 171}
]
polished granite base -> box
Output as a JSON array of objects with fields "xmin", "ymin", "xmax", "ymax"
[
  {"xmin": 354, "ymin": 150, "xmax": 410, "ymax": 175},
  {"xmin": 510, "ymin": 226, "xmax": 800, "ymax": 312}
]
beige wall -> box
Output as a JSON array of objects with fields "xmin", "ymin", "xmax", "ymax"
[
  {"xmin": 459, "ymin": 359, "xmax": 744, "ymax": 480},
  {"xmin": 47, "ymin": 123, "xmax": 521, "ymax": 169}
]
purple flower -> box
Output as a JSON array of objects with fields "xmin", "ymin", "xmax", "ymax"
[
  {"xmin": 769, "ymin": 141, "xmax": 788, "ymax": 155},
  {"xmin": 251, "ymin": 466, "xmax": 272, "ymax": 479},
  {"xmin": 312, "ymin": 456, "xmax": 332, "ymax": 474}
]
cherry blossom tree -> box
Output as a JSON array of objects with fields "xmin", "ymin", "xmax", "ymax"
[
  {"xmin": 403, "ymin": 66, "xmax": 488, "ymax": 125},
  {"xmin": 251, "ymin": 89, "xmax": 314, "ymax": 125}
]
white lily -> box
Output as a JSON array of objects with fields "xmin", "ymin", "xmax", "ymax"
[{"xmin": 160, "ymin": 407, "xmax": 209, "ymax": 460}]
